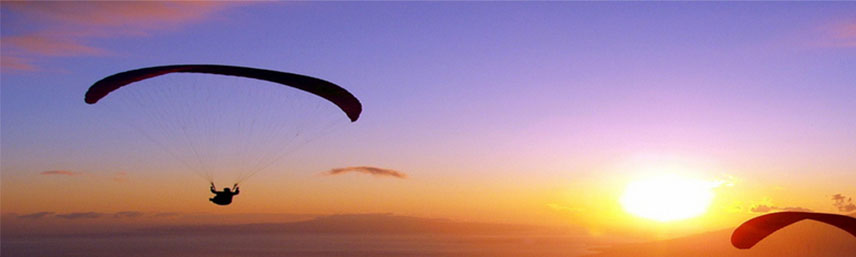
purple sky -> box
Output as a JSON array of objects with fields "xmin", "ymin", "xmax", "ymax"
[{"xmin": 2, "ymin": 2, "xmax": 855, "ymax": 226}]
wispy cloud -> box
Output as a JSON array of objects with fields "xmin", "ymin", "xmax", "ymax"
[
  {"xmin": 113, "ymin": 211, "xmax": 144, "ymax": 218},
  {"xmin": 17, "ymin": 211, "xmax": 175, "ymax": 220},
  {"xmin": 830, "ymin": 22, "xmax": 856, "ymax": 47},
  {"xmin": 546, "ymin": 203, "xmax": 583, "ymax": 213},
  {"xmin": 750, "ymin": 204, "xmax": 812, "ymax": 213},
  {"xmin": 2, "ymin": 34, "xmax": 105, "ymax": 56},
  {"xmin": 18, "ymin": 211, "xmax": 55, "ymax": 219},
  {"xmin": 112, "ymin": 171, "xmax": 129, "ymax": 183},
  {"xmin": 153, "ymin": 212, "xmax": 182, "ymax": 218},
  {"xmin": 833, "ymin": 194, "xmax": 856, "ymax": 212},
  {"xmin": 56, "ymin": 212, "xmax": 103, "ymax": 219},
  {"xmin": 323, "ymin": 166, "xmax": 408, "ymax": 179},
  {"xmin": 1, "ymin": 2, "xmax": 237, "ymax": 72},
  {"xmin": 6, "ymin": 2, "xmax": 228, "ymax": 28},
  {"xmin": 39, "ymin": 169, "xmax": 131, "ymax": 182},
  {"xmin": 40, "ymin": 170, "xmax": 83, "ymax": 176},
  {"xmin": 0, "ymin": 56, "xmax": 38, "ymax": 71},
  {"xmin": 815, "ymin": 20, "xmax": 856, "ymax": 48}
]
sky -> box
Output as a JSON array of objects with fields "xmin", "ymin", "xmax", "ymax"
[{"xmin": 2, "ymin": 2, "xmax": 855, "ymax": 238}]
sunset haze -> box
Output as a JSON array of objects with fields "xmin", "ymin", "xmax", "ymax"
[{"xmin": 2, "ymin": 2, "xmax": 855, "ymax": 256}]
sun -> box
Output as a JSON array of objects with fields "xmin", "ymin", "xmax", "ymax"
[{"xmin": 620, "ymin": 174, "xmax": 716, "ymax": 222}]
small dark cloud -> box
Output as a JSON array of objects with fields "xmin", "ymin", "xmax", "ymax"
[
  {"xmin": 153, "ymin": 212, "xmax": 181, "ymax": 218},
  {"xmin": 546, "ymin": 203, "xmax": 582, "ymax": 213},
  {"xmin": 750, "ymin": 205, "xmax": 774, "ymax": 213},
  {"xmin": 112, "ymin": 171, "xmax": 129, "ymax": 183},
  {"xmin": 18, "ymin": 211, "xmax": 55, "ymax": 219},
  {"xmin": 833, "ymin": 194, "xmax": 856, "ymax": 212},
  {"xmin": 40, "ymin": 170, "xmax": 82, "ymax": 176},
  {"xmin": 323, "ymin": 166, "xmax": 407, "ymax": 179},
  {"xmin": 779, "ymin": 206, "xmax": 813, "ymax": 212},
  {"xmin": 750, "ymin": 204, "xmax": 811, "ymax": 213},
  {"xmin": 56, "ymin": 212, "xmax": 103, "ymax": 219},
  {"xmin": 113, "ymin": 211, "xmax": 144, "ymax": 218}
]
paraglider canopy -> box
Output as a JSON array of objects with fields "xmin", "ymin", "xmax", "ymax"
[
  {"xmin": 85, "ymin": 64, "xmax": 362, "ymax": 184},
  {"xmin": 85, "ymin": 64, "xmax": 361, "ymax": 122},
  {"xmin": 731, "ymin": 211, "xmax": 856, "ymax": 249}
]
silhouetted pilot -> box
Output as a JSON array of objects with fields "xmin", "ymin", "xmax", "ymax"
[{"xmin": 210, "ymin": 183, "xmax": 239, "ymax": 206}]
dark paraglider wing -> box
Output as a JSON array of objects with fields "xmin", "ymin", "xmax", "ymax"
[
  {"xmin": 84, "ymin": 64, "xmax": 362, "ymax": 122},
  {"xmin": 731, "ymin": 211, "xmax": 856, "ymax": 249}
]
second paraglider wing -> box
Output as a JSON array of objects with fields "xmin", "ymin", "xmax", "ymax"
[{"xmin": 731, "ymin": 211, "xmax": 856, "ymax": 249}]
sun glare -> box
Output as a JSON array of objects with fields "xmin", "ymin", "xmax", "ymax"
[{"xmin": 620, "ymin": 174, "xmax": 716, "ymax": 222}]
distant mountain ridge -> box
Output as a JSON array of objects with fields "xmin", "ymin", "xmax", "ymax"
[{"xmin": 142, "ymin": 213, "xmax": 567, "ymax": 235}]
